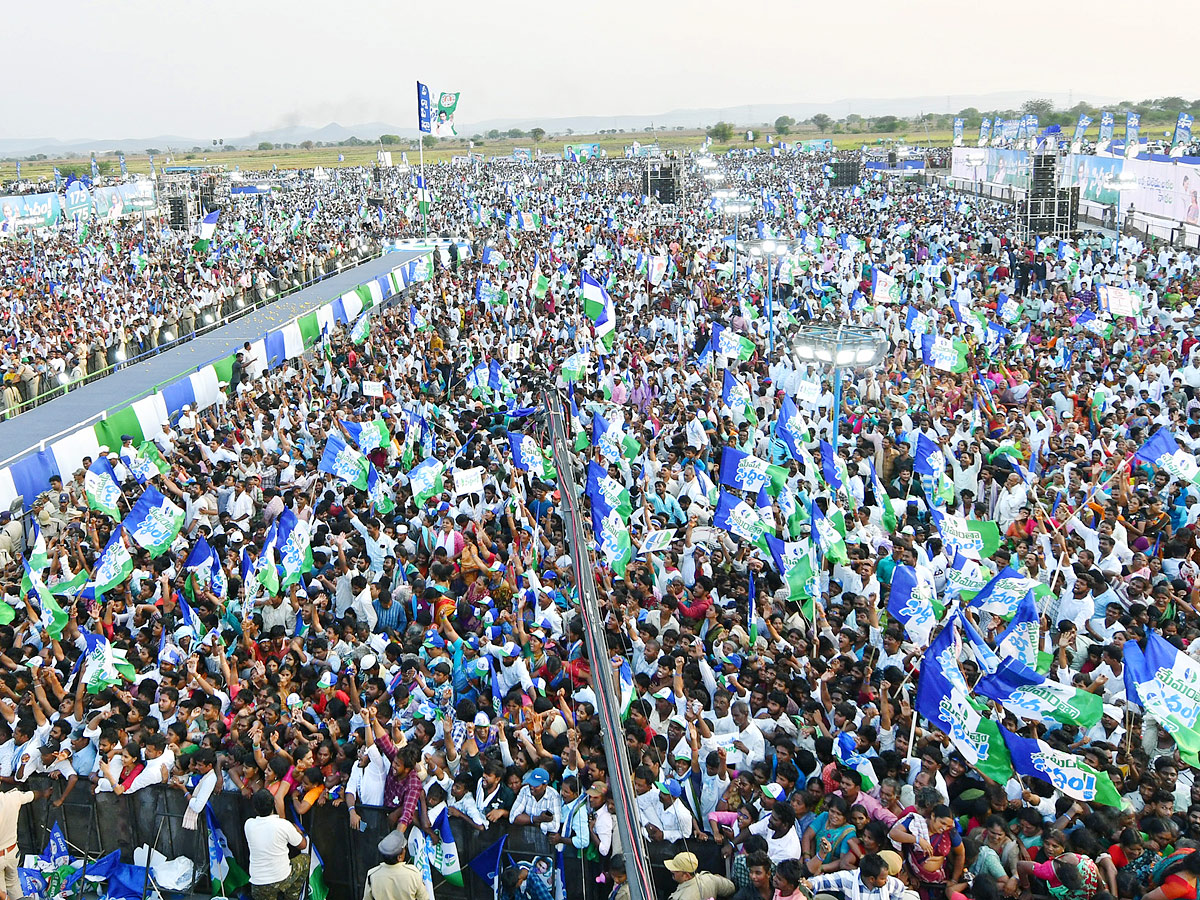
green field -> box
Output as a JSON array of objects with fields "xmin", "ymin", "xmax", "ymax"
[
  {"xmin": 4, "ymin": 116, "xmax": 1188, "ymax": 182},
  {"xmin": 4, "ymin": 128, "xmax": 961, "ymax": 181}
]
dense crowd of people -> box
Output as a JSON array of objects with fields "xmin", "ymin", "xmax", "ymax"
[
  {"xmin": 2, "ymin": 143, "xmax": 1200, "ymax": 900},
  {"xmin": 0, "ymin": 173, "xmax": 393, "ymax": 415}
]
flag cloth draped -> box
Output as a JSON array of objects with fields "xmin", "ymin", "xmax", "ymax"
[
  {"xmin": 1124, "ymin": 630, "xmax": 1200, "ymax": 766},
  {"xmin": 915, "ymin": 622, "xmax": 1014, "ymax": 783},
  {"xmin": 999, "ymin": 724, "xmax": 1122, "ymax": 806},
  {"xmin": 975, "ymin": 658, "xmax": 1103, "ymax": 728}
]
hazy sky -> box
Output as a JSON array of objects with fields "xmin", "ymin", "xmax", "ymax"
[{"xmin": 6, "ymin": 0, "xmax": 1199, "ymax": 140}]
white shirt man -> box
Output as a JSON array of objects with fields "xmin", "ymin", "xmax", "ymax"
[{"xmin": 244, "ymin": 795, "xmax": 307, "ymax": 887}]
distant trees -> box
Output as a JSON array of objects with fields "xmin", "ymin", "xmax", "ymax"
[
  {"xmin": 811, "ymin": 114, "xmax": 832, "ymax": 132},
  {"xmin": 706, "ymin": 122, "xmax": 734, "ymax": 141},
  {"xmin": 487, "ymin": 129, "xmax": 501, "ymax": 139},
  {"xmin": 300, "ymin": 141, "xmax": 314, "ymax": 150},
  {"xmin": 774, "ymin": 115, "xmax": 794, "ymax": 135},
  {"xmin": 257, "ymin": 142, "xmax": 274, "ymax": 151},
  {"xmin": 378, "ymin": 134, "xmax": 401, "ymax": 145},
  {"xmin": 530, "ymin": 128, "xmax": 546, "ymax": 143},
  {"xmin": 1021, "ymin": 98, "xmax": 1055, "ymax": 118},
  {"xmin": 872, "ymin": 116, "xmax": 900, "ymax": 133},
  {"xmin": 506, "ymin": 128, "xmax": 525, "ymax": 139},
  {"xmin": 422, "ymin": 135, "xmax": 438, "ymax": 149}
]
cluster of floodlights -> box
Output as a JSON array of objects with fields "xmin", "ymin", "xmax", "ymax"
[{"xmin": 791, "ymin": 325, "xmax": 890, "ymax": 368}]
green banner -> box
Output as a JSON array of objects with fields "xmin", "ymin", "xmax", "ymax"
[
  {"xmin": 92, "ymin": 183, "xmax": 156, "ymax": 219},
  {"xmin": 1061, "ymin": 154, "xmax": 1125, "ymax": 206},
  {"xmin": 0, "ymin": 192, "xmax": 60, "ymax": 231}
]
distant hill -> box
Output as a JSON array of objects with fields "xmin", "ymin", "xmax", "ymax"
[{"xmin": 0, "ymin": 90, "xmax": 1119, "ymax": 157}]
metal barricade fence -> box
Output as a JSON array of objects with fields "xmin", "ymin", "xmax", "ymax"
[{"xmin": 15, "ymin": 780, "xmax": 725, "ymax": 900}]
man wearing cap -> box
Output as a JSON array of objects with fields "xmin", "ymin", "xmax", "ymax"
[
  {"xmin": 509, "ymin": 766, "xmax": 561, "ymax": 834},
  {"xmin": 643, "ymin": 778, "xmax": 695, "ymax": 842},
  {"xmin": 664, "ymin": 851, "xmax": 735, "ymax": 900},
  {"xmin": 362, "ymin": 831, "xmax": 425, "ymax": 900},
  {"xmin": 486, "ymin": 639, "xmax": 534, "ymax": 696}
]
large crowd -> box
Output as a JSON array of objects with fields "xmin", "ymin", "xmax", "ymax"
[
  {"xmin": 1, "ymin": 143, "xmax": 1200, "ymax": 900},
  {"xmin": 0, "ymin": 173, "xmax": 392, "ymax": 414}
]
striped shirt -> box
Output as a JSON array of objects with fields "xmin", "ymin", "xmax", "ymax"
[
  {"xmin": 806, "ymin": 871, "xmax": 909, "ymax": 900},
  {"xmin": 509, "ymin": 785, "xmax": 561, "ymax": 833}
]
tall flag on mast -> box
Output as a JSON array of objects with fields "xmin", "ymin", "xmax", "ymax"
[{"xmin": 417, "ymin": 82, "xmax": 432, "ymax": 134}]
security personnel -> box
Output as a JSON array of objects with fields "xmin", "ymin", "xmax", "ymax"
[{"xmin": 362, "ymin": 831, "xmax": 425, "ymax": 900}]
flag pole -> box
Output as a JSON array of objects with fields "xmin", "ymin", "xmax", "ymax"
[{"xmin": 419, "ymin": 139, "xmax": 427, "ymax": 239}]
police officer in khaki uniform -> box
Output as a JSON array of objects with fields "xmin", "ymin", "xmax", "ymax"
[{"xmin": 362, "ymin": 831, "xmax": 425, "ymax": 900}]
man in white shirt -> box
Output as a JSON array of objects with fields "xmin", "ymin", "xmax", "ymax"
[
  {"xmin": 726, "ymin": 701, "xmax": 766, "ymax": 769},
  {"xmin": 244, "ymin": 789, "xmax": 308, "ymax": 898},
  {"xmin": 643, "ymin": 780, "xmax": 694, "ymax": 842}
]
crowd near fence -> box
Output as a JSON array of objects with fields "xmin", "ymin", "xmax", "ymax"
[
  {"xmin": 14, "ymin": 776, "xmax": 722, "ymax": 900},
  {"xmin": 1, "ymin": 238, "xmax": 390, "ymax": 423},
  {"xmin": 0, "ymin": 249, "xmax": 436, "ymax": 532}
]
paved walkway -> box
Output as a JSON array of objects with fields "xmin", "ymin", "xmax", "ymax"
[{"xmin": 0, "ymin": 250, "xmax": 424, "ymax": 463}]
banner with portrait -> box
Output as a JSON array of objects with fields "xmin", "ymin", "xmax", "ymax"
[
  {"xmin": 1060, "ymin": 154, "xmax": 1125, "ymax": 205},
  {"xmin": 0, "ymin": 192, "xmax": 60, "ymax": 233}
]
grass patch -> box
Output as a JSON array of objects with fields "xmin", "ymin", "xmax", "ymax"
[{"xmin": 8, "ymin": 128, "xmax": 969, "ymax": 181}]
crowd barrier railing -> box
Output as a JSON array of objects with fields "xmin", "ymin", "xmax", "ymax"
[
  {"xmin": 1, "ymin": 242, "xmax": 386, "ymax": 423},
  {"xmin": 15, "ymin": 778, "xmax": 726, "ymax": 900}
]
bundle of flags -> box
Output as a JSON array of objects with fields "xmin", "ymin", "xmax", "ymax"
[
  {"xmin": 914, "ymin": 614, "xmax": 1124, "ymax": 806},
  {"xmin": 255, "ymin": 510, "xmax": 313, "ymax": 595}
]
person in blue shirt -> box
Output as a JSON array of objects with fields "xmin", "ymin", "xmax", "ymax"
[
  {"xmin": 527, "ymin": 482, "xmax": 555, "ymax": 525},
  {"xmin": 649, "ymin": 480, "xmax": 686, "ymax": 525}
]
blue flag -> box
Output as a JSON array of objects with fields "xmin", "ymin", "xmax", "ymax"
[
  {"xmin": 912, "ymin": 434, "xmax": 953, "ymax": 506},
  {"xmin": 41, "ymin": 823, "xmax": 68, "ymax": 868},
  {"xmin": 19, "ymin": 869, "xmax": 47, "ymax": 899},
  {"xmin": 996, "ymin": 589, "xmax": 1040, "ymax": 670},
  {"xmin": 175, "ymin": 588, "xmax": 205, "ymax": 640},
  {"xmin": 721, "ymin": 369, "xmax": 751, "ymax": 410},
  {"xmin": 1133, "ymin": 427, "xmax": 1200, "ymax": 485},
  {"xmin": 1123, "ymin": 631, "xmax": 1200, "ymax": 765},
  {"xmin": 999, "ymin": 723, "xmax": 1121, "ymax": 806},
  {"xmin": 468, "ymin": 834, "xmax": 508, "ymax": 885},
  {"xmin": 968, "ymin": 566, "xmax": 1038, "ymax": 619},
  {"xmin": 818, "ymin": 440, "xmax": 845, "ymax": 492},
  {"xmin": 977, "ymin": 658, "xmax": 1102, "ymax": 728},
  {"xmin": 957, "ymin": 608, "xmax": 1000, "ymax": 675},
  {"xmin": 914, "ymin": 621, "xmax": 1014, "ymax": 783},
  {"xmin": 887, "ymin": 564, "xmax": 940, "ymax": 645},
  {"xmin": 713, "ymin": 490, "xmax": 773, "ymax": 546},
  {"xmin": 774, "ymin": 395, "xmax": 810, "ymax": 462}
]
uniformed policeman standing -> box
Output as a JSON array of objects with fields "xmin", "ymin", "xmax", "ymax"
[{"xmin": 362, "ymin": 831, "xmax": 426, "ymax": 900}]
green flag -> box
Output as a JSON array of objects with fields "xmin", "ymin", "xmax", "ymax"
[
  {"xmin": 22, "ymin": 561, "xmax": 68, "ymax": 639},
  {"xmin": 350, "ymin": 312, "xmax": 370, "ymax": 345},
  {"xmin": 130, "ymin": 442, "xmax": 171, "ymax": 483}
]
